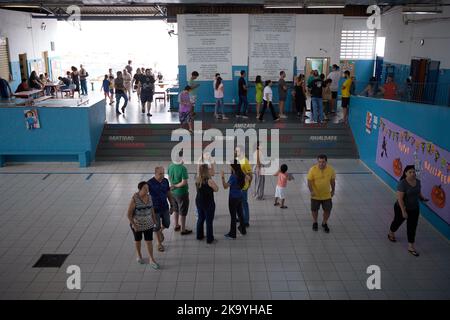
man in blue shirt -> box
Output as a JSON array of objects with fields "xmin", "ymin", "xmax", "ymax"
[{"xmin": 148, "ymin": 166, "xmax": 174, "ymax": 252}]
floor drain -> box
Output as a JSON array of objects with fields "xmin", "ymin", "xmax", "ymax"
[{"xmin": 32, "ymin": 254, "xmax": 69, "ymax": 268}]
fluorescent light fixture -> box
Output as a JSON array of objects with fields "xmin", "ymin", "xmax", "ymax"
[
  {"xmin": 307, "ymin": 5, "xmax": 345, "ymax": 9},
  {"xmin": 264, "ymin": 5, "xmax": 304, "ymax": 9},
  {"xmin": 402, "ymin": 10, "xmax": 442, "ymax": 15},
  {"xmin": 0, "ymin": 5, "xmax": 41, "ymax": 8}
]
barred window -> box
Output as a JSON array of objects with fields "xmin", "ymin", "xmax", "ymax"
[{"xmin": 340, "ymin": 30, "xmax": 375, "ymax": 60}]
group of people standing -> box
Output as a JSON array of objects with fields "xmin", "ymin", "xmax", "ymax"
[{"xmin": 103, "ymin": 60, "xmax": 163, "ymax": 117}]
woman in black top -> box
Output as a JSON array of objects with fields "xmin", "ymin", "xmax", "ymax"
[
  {"xmin": 294, "ymin": 75, "xmax": 306, "ymax": 122},
  {"xmin": 388, "ymin": 165, "xmax": 429, "ymax": 257},
  {"xmin": 28, "ymin": 71, "xmax": 43, "ymax": 90},
  {"xmin": 71, "ymin": 66, "xmax": 80, "ymax": 94},
  {"xmin": 196, "ymin": 164, "xmax": 219, "ymax": 244}
]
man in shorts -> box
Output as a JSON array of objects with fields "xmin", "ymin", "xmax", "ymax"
[
  {"xmin": 168, "ymin": 151, "xmax": 192, "ymax": 235},
  {"xmin": 139, "ymin": 69, "xmax": 156, "ymax": 117},
  {"xmin": 148, "ymin": 166, "xmax": 174, "ymax": 252},
  {"xmin": 327, "ymin": 64, "xmax": 340, "ymax": 114},
  {"xmin": 307, "ymin": 154, "xmax": 336, "ymax": 233}
]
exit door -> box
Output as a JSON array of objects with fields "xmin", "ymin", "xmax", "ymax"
[{"xmin": 18, "ymin": 53, "xmax": 28, "ymax": 80}]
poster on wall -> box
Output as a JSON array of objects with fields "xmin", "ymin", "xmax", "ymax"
[
  {"xmin": 376, "ymin": 118, "xmax": 449, "ymax": 224},
  {"xmin": 249, "ymin": 14, "xmax": 296, "ymax": 81},
  {"xmin": 340, "ymin": 60, "xmax": 355, "ymax": 77},
  {"xmin": 365, "ymin": 111, "xmax": 373, "ymax": 134},
  {"xmin": 180, "ymin": 14, "xmax": 232, "ymax": 81},
  {"xmin": 24, "ymin": 109, "xmax": 40, "ymax": 130}
]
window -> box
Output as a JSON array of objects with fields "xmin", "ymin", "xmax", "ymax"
[
  {"xmin": 375, "ymin": 36, "xmax": 386, "ymax": 57},
  {"xmin": 340, "ymin": 30, "xmax": 376, "ymax": 60},
  {"xmin": 0, "ymin": 37, "xmax": 11, "ymax": 80}
]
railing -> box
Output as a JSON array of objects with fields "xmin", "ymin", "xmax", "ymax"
[{"xmin": 354, "ymin": 81, "xmax": 450, "ymax": 107}]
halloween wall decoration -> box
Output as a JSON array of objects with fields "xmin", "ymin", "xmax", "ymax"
[{"xmin": 376, "ymin": 118, "xmax": 449, "ymax": 224}]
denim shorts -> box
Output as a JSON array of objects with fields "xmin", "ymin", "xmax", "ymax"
[{"xmin": 154, "ymin": 209, "xmax": 170, "ymax": 232}]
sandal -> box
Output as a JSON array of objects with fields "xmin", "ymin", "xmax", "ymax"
[
  {"xmin": 150, "ymin": 262, "xmax": 160, "ymax": 270},
  {"xmin": 160, "ymin": 233, "xmax": 165, "ymax": 243},
  {"xmin": 408, "ymin": 249, "xmax": 420, "ymax": 257},
  {"xmin": 158, "ymin": 244, "xmax": 165, "ymax": 252},
  {"xmin": 387, "ymin": 234, "xmax": 396, "ymax": 242},
  {"xmin": 174, "ymin": 225, "xmax": 181, "ymax": 232}
]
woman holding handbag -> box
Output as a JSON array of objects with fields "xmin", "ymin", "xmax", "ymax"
[{"xmin": 388, "ymin": 165, "xmax": 429, "ymax": 257}]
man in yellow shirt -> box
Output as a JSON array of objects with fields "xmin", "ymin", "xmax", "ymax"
[
  {"xmin": 307, "ymin": 154, "xmax": 336, "ymax": 233},
  {"xmin": 341, "ymin": 70, "xmax": 352, "ymax": 125},
  {"xmin": 236, "ymin": 146, "xmax": 252, "ymax": 227}
]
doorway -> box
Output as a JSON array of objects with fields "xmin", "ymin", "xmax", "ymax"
[
  {"xmin": 42, "ymin": 51, "xmax": 49, "ymax": 76},
  {"xmin": 305, "ymin": 57, "xmax": 330, "ymax": 76},
  {"xmin": 19, "ymin": 53, "xmax": 28, "ymax": 80}
]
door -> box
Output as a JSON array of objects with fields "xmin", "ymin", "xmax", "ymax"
[
  {"xmin": 305, "ymin": 57, "xmax": 331, "ymax": 77},
  {"xmin": 42, "ymin": 51, "xmax": 49, "ymax": 76},
  {"xmin": 410, "ymin": 58, "xmax": 428, "ymax": 102},
  {"xmin": 424, "ymin": 60, "xmax": 440, "ymax": 104},
  {"xmin": 19, "ymin": 53, "xmax": 28, "ymax": 81}
]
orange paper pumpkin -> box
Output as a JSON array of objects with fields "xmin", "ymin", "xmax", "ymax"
[
  {"xmin": 431, "ymin": 185, "xmax": 446, "ymax": 209},
  {"xmin": 393, "ymin": 158, "xmax": 403, "ymax": 177}
]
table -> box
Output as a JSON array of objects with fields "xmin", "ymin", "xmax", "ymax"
[
  {"xmin": 13, "ymin": 89, "xmax": 43, "ymax": 99},
  {"xmin": 44, "ymin": 83, "xmax": 62, "ymax": 98}
]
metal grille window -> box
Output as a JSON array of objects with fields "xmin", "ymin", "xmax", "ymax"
[
  {"xmin": 0, "ymin": 37, "xmax": 11, "ymax": 80},
  {"xmin": 340, "ymin": 30, "xmax": 375, "ymax": 60}
]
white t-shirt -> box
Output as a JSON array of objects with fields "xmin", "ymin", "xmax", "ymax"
[
  {"xmin": 263, "ymin": 86, "xmax": 273, "ymax": 102},
  {"xmin": 327, "ymin": 70, "xmax": 341, "ymax": 91},
  {"xmin": 214, "ymin": 83, "xmax": 224, "ymax": 98}
]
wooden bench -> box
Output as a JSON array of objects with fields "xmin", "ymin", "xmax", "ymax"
[{"xmin": 0, "ymin": 150, "xmax": 91, "ymax": 168}]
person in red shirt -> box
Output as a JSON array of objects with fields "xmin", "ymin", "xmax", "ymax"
[
  {"xmin": 382, "ymin": 76, "xmax": 398, "ymax": 100},
  {"xmin": 15, "ymin": 78, "xmax": 29, "ymax": 93}
]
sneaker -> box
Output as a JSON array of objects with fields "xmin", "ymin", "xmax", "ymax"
[
  {"xmin": 224, "ymin": 233, "xmax": 236, "ymax": 240},
  {"xmin": 241, "ymin": 114, "xmax": 249, "ymax": 119},
  {"xmin": 147, "ymin": 113, "xmax": 152, "ymax": 117},
  {"xmin": 141, "ymin": 108, "xmax": 145, "ymax": 113},
  {"xmin": 116, "ymin": 111, "xmax": 121, "ymax": 115},
  {"xmin": 238, "ymin": 225, "xmax": 247, "ymax": 235},
  {"xmin": 274, "ymin": 117, "xmax": 281, "ymax": 122},
  {"xmin": 222, "ymin": 115, "xmax": 229, "ymax": 120},
  {"xmin": 280, "ymin": 114, "xmax": 288, "ymax": 119},
  {"xmin": 136, "ymin": 257, "xmax": 145, "ymax": 264},
  {"xmin": 207, "ymin": 239, "xmax": 218, "ymax": 244},
  {"xmin": 322, "ymin": 223, "xmax": 330, "ymax": 233},
  {"xmin": 312, "ymin": 222, "xmax": 318, "ymax": 231},
  {"xmin": 150, "ymin": 262, "xmax": 160, "ymax": 270},
  {"xmin": 214, "ymin": 113, "xmax": 220, "ymax": 119}
]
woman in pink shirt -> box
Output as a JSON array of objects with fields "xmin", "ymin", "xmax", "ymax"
[{"xmin": 274, "ymin": 164, "xmax": 293, "ymax": 209}]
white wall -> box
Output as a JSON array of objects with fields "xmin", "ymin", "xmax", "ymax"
[
  {"xmin": 295, "ymin": 14, "xmax": 343, "ymax": 70},
  {"xmin": 380, "ymin": 6, "xmax": 450, "ymax": 68},
  {"xmin": 0, "ymin": 8, "xmax": 58, "ymax": 61}
]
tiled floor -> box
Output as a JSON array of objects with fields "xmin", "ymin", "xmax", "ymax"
[{"xmin": 1, "ymin": 159, "xmax": 450, "ymax": 300}]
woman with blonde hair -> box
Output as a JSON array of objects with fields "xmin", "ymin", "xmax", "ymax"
[{"xmin": 195, "ymin": 164, "xmax": 219, "ymax": 244}]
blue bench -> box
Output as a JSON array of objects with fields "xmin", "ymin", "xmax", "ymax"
[{"xmin": 0, "ymin": 150, "xmax": 91, "ymax": 168}]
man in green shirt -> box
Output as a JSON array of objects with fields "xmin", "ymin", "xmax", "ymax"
[{"xmin": 168, "ymin": 152, "xmax": 192, "ymax": 235}]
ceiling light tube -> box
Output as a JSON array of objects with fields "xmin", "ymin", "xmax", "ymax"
[{"xmin": 307, "ymin": 5, "xmax": 345, "ymax": 9}]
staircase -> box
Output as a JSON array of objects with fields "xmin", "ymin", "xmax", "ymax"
[{"xmin": 95, "ymin": 122, "xmax": 359, "ymax": 161}]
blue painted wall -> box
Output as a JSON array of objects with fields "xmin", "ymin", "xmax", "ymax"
[
  {"xmin": 349, "ymin": 96, "xmax": 450, "ymax": 239},
  {"xmin": 0, "ymin": 99, "xmax": 106, "ymax": 164},
  {"xmin": 178, "ymin": 64, "xmax": 294, "ymax": 113},
  {"xmin": 354, "ymin": 60, "xmax": 375, "ymax": 93}
]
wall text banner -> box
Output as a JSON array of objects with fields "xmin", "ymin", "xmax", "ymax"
[
  {"xmin": 181, "ymin": 14, "xmax": 232, "ymax": 81},
  {"xmin": 249, "ymin": 14, "xmax": 296, "ymax": 82},
  {"xmin": 376, "ymin": 117, "xmax": 449, "ymax": 224}
]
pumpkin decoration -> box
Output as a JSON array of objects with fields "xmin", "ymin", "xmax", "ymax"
[
  {"xmin": 393, "ymin": 158, "xmax": 403, "ymax": 177},
  {"xmin": 431, "ymin": 185, "xmax": 446, "ymax": 209}
]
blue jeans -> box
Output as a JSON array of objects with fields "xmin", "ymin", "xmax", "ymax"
[
  {"xmin": 116, "ymin": 92, "xmax": 128, "ymax": 112},
  {"xmin": 242, "ymin": 190, "xmax": 249, "ymax": 225},
  {"xmin": 197, "ymin": 205, "xmax": 215, "ymax": 243},
  {"xmin": 238, "ymin": 95, "xmax": 248, "ymax": 115},
  {"xmin": 215, "ymin": 98, "xmax": 224, "ymax": 115},
  {"xmin": 311, "ymin": 97, "xmax": 324, "ymax": 122},
  {"xmin": 80, "ymin": 79, "xmax": 88, "ymax": 95}
]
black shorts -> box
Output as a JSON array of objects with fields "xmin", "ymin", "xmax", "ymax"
[
  {"xmin": 130, "ymin": 224, "xmax": 153, "ymax": 241},
  {"xmin": 341, "ymin": 97, "xmax": 350, "ymax": 108},
  {"xmin": 332, "ymin": 91, "xmax": 337, "ymax": 99},
  {"xmin": 173, "ymin": 193, "xmax": 190, "ymax": 216},
  {"xmin": 311, "ymin": 199, "xmax": 333, "ymax": 212},
  {"xmin": 141, "ymin": 90, "xmax": 153, "ymax": 103}
]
